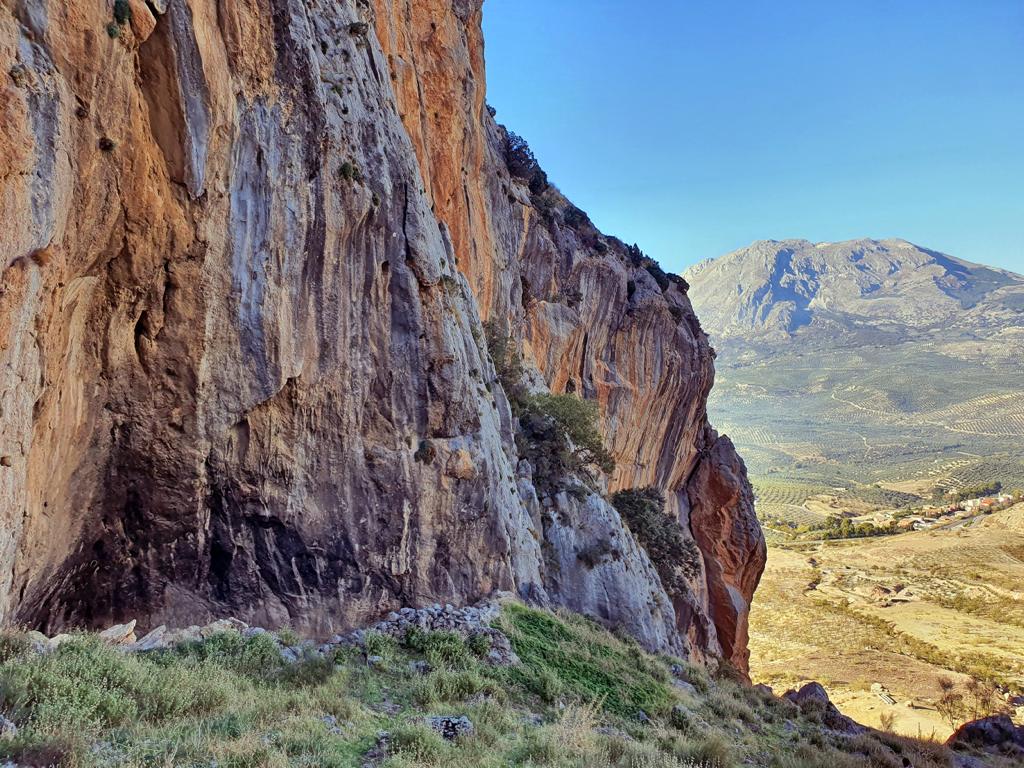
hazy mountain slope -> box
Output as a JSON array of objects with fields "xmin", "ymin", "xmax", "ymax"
[
  {"xmin": 684, "ymin": 239, "xmax": 1024, "ymax": 520},
  {"xmin": 685, "ymin": 238, "xmax": 1024, "ymax": 348}
]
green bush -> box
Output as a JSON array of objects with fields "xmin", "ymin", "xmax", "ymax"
[
  {"xmin": 414, "ymin": 439, "xmax": 436, "ymax": 464},
  {"xmin": 420, "ymin": 631, "xmax": 469, "ymax": 670},
  {"xmin": 389, "ymin": 721, "xmax": 448, "ymax": 761},
  {"xmin": 0, "ymin": 633, "xmax": 31, "ymax": 664},
  {"xmin": 563, "ymin": 205, "xmax": 589, "ymax": 229},
  {"xmin": 278, "ymin": 650, "xmax": 335, "ymax": 687},
  {"xmin": 483, "ymin": 319, "xmax": 526, "ymax": 409},
  {"xmin": 113, "ymin": 0, "xmax": 132, "ymax": 25},
  {"xmin": 0, "ymin": 636, "xmax": 233, "ymax": 736},
  {"xmin": 339, "ymin": 160, "xmax": 363, "ymax": 183},
  {"xmin": 363, "ymin": 631, "xmax": 399, "ymax": 660},
  {"xmin": 611, "ymin": 488, "xmax": 702, "ymax": 593},
  {"xmin": 466, "ymin": 632, "xmax": 492, "ymax": 658},
  {"xmin": 412, "ymin": 667, "xmax": 501, "ymax": 706},
  {"xmin": 524, "ymin": 393, "xmax": 615, "ymax": 477},
  {"xmin": 484, "ymin": 322, "xmax": 613, "ymax": 491},
  {"xmin": 170, "ymin": 631, "xmax": 284, "ymax": 680},
  {"xmin": 503, "ymin": 131, "xmax": 548, "ymax": 194}
]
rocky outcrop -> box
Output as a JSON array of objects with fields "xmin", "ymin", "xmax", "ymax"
[
  {"xmin": 373, "ymin": 0, "xmax": 764, "ymax": 669},
  {"xmin": 0, "ymin": 0, "xmax": 762, "ymax": 670},
  {"xmin": 1, "ymin": 0, "xmax": 551, "ymax": 638},
  {"xmin": 783, "ymin": 682, "xmax": 866, "ymax": 735},
  {"xmin": 688, "ymin": 431, "xmax": 766, "ymax": 671},
  {"xmin": 946, "ymin": 715, "xmax": 1024, "ymax": 758}
]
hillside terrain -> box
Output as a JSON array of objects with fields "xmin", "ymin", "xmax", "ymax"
[
  {"xmin": 685, "ymin": 240, "xmax": 1024, "ymax": 751},
  {"xmin": 684, "ymin": 239, "xmax": 1024, "ymax": 530},
  {"xmin": 750, "ymin": 503, "xmax": 1024, "ymax": 742},
  {"xmin": 0, "ymin": 600, "xmax": 999, "ymax": 768}
]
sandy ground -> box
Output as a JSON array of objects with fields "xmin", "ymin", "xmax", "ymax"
[{"xmin": 749, "ymin": 504, "xmax": 1024, "ymax": 739}]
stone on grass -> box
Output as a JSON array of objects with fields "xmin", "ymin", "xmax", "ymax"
[
  {"xmin": 0, "ymin": 715, "xmax": 16, "ymax": 738},
  {"xmin": 946, "ymin": 714, "xmax": 1024, "ymax": 755},
  {"xmin": 426, "ymin": 715, "xmax": 474, "ymax": 741},
  {"xmin": 99, "ymin": 620, "xmax": 137, "ymax": 645},
  {"xmin": 130, "ymin": 625, "xmax": 168, "ymax": 652},
  {"xmin": 783, "ymin": 682, "xmax": 865, "ymax": 735}
]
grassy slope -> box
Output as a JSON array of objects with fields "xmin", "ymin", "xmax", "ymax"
[{"xmin": 0, "ymin": 603, "xmax": 974, "ymax": 768}]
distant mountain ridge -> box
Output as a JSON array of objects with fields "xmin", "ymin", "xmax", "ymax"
[
  {"xmin": 683, "ymin": 237, "xmax": 1024, "ymax": 535},
  {"xmin": 684, "ymin": 239, "xmax": 1024, "ymax": 345}
]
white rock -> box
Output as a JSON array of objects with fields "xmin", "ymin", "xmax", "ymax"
[
  {"xmin": 0, "ymin": 715, "xmax": 17, "ymax": 737},
  {"xmin": 131, "ymin": 625, "xmax": 168, "ymax": 652},
  {"xmin": 99, "ymin": 620, "xmax": 137, "ymax": 645}
]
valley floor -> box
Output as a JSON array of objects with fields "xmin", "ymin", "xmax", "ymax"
[{"xmin": 750, "ymin": 503, "xmax": 1024, "ymax": 741}]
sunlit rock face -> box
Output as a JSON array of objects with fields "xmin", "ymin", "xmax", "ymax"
[
  {"xmin": 0, "ymin": 0, "xmax": 762, "ymax": 671},
  {"xmin": 374, "ymin": 0, "xmax": 764, "ymax": 670}
]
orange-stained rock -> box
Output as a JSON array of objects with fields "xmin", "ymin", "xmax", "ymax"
[
  {"xmin": 446, "ymin": 449, "xmax": 476, "ymax": 481},
  {"xmin": 0, "ymin": 0, "xmax": 763, "ymax": 670},
  {"xmin": 128, "ymin": 0, "xmax": 157, "ymax": 42},
  {"xmin": 374, "ymin": 0, "xmax": 765, "ymax": 671},
  {"xmin": 688, "ymin": 432, "xmax": 767, "ymax": 674}
]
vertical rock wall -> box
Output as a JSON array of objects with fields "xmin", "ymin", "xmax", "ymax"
[
  {"xmin": 372, "ymin": 0, "xmax": 765, "ymax": 670},
  {"xmin": 0, "ymin": 0, "xmax": 763, "ymax": 669}
]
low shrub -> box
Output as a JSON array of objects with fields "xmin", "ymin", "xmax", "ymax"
[
  {"xmin": 113, "ymin": 0, "xmax": 132, "ymax": 25},
  {"xmin": 493, "ymin": 603, "xmax": 673, "ymax": 718},
  {"xmin": 388, "ymin": 721, "xmax": 448, "ymax": 762},
  {"xmin": 611, "ymin": 488, "xmax": 702, "ymax": 593}
]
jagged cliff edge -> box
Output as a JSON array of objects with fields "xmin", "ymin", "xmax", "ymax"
[{"xmin": 0, "ymin": 0, "xmax": 764, "ymax": 671}]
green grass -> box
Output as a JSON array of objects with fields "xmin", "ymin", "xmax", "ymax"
[
  {"xmin": 491, "ymin": 604, "xmax": 674, "ymax": 717},
  {"xmin": 0, "ymin": 603, "xmax": 968, "ymax": 767}
]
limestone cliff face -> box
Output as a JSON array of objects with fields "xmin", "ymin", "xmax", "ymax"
[
  {"xmin": 373, "ymin": 0, "xmax": 765, "ymax": 670},
  {"xmin": 0, "ymin": 0, "xmax": 763, "ymax": 669}
]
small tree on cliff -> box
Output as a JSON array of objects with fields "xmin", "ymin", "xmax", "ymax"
[
  {"xmin": 483, "ymin": 319, "xmax": 526, "ymax": 409},
  {"xmin": 504, "ymin": 131, "xmax": 548, "ymax": 194},
  {"xmin": 611, "ymin": 488, "xmax": 701, "ymax": 590},
  {"xmin": 483, "ymin": 322, "xmax": 614, "ymax": 491},
  {"xmin": 526, "ymin": 394, "xmax": 615, "ymax": 476}
]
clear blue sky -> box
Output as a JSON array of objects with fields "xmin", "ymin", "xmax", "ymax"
[{"xmin": 482, "ymin": 0, "xmax": 1024, "ymax": 275}]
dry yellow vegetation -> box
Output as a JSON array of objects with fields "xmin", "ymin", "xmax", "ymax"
[{"xmin": 749, "ymin": 503, "xmax": 1024, "ymax": 740}]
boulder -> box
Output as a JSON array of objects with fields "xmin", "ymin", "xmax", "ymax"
[
  {"xmin": 784, "ymin": 682, "xmax": 865, "ymax": 735},
  {"xmin": 426, "ymin": 715, "xmax": 474, "ymax": 741},
  {"xmin": 945, "ymin": 715, "xmax": 1024, "ymax": 755},
  {"xmin": 126, "ymin": 0, "xmax": 156, "ymax": 41},
  {"xmin": 46, "ymin": 634, "xmax": 73, "ymax": 652},
  {"xmin": 163, "ymin": 626, "xmax": 204, "ymax": 647},
  {"xmin": 130, "ymin": 625, "xmax": 169, "ymax": 652},
  {"xmin": 98, "ymin": 621, "xmax": 137, "ymax": 645},
  {"xmin": 201, "ymin": 618, "xmax": 248, "ymax": 637}
]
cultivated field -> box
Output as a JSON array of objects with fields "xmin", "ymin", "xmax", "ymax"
[{"xmin": 709, "ymin": 340, "xmax": 1024, "ymax": 530}]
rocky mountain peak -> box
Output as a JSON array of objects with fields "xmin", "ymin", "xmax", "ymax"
[{"xmin": 684, "ymin": 238, "xmax": 1024, "ymax": 342}]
